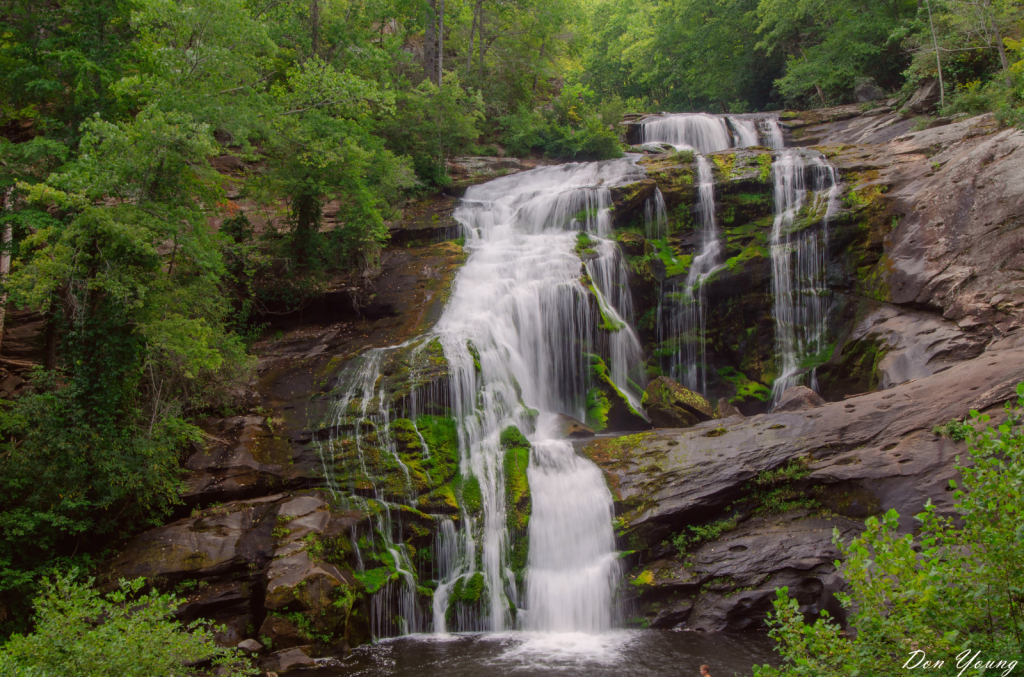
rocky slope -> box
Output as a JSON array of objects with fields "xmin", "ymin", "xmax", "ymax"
[{"xmin": 100, "ymin": 99, "xmax": 1024, "ymax": 665}]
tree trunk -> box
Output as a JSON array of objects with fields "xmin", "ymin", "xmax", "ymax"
[
  {"xmin": 467, "ymin": 2, "xmax": 477, "ymax": 71},
  {"xmin": 924, "ymin": 0, "xmax": 945, "ymax": 108},
  {"xmin": 310, "ymin": 0, "xmax": 320, "ymax": 57},
  {"xmin": 478, "ymin": 6, "xmax": 485, "ymax": 80},
  {"xmin": 43, "ymin": 311, "xmax": 58, "ymax": 370},
  {"xmin": 983, "ymin": 0, "xmax": 1013, "ymax": 87},
  {"xmin": 424, "ymin": 0, "xmax": 437, "ymax": 83},
  {"xmin": 0, "ymin": 189, "xmax": 12, "ymax": 356},
  {"xmin": 438, "ymin": 0, "xmax": 444, "ymax": 85}
]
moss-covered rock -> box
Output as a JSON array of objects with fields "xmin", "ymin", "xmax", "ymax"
[
  {"xmin": 584, "ymin": 354, "xmax": 650, "ymax": 433},
  {"xmin": 500, "ymin": 425, "xmax": 532, "ymax": 588},
  {"xmin": 641, "ymin": 377, "xmax": 713, "ymax": 428}
]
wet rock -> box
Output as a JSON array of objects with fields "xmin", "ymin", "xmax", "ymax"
[
  {"xmin": 905, "ymin": 78, "xmax": 941, "ymax": 113},
  {"xmin": 616, "ymin": 231, "xmax": 648, "ymax": 257},
  {"xmin": 631, "ymin": 511, "xmax": 862, "ymax": 631},
  {"xmin": 585, "ymin": 354, "xmax": 651, "ymax": 433},
  {"xmin": 584, "ymin": 348, "xmax": 1024, "ymax": 537},
  {"xmin": 609, "ymin": 179, "xmax": 658, "ymax": 226},
  {"xmin": 771, "ymin": 386, "xmax": 825, "ymax": 413},
  {"xmin": 643, "ymin": 377, "xmax": 713, "ymax": 428},
  {"xmin": 260, "ymin": 646, "xmax": 315, "ymax": 674},
  {"xmin": 818, "ymin": 301, "xmax": 986, "ymax": 399},
  {"xmin": 552, "ymin": 414, "xmax": 595, "ymax": 439}
]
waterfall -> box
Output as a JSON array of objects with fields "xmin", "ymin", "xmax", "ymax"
[
  {"xmin": 769, "ymin": 151, "xmax": 841, "ymax": 400},
  {"xmin": 727, "ymin": 116, "xmax": 760, "ymax": 147},
  {"xmin": 641, "ymin": 114, "xmax": 733, "ymax": 153},
  {"xmin": 644, "ymin": 188, "xmax": 668, "ymax": 240},
  {"xmin": 763, "ymin": 118, "xmax": 785, "ymax": 150},
  {"xmin": 666, "ymin": 155, "xmax": 722, "ymax": 393},
  {"xmin": 523, "ymin": 417, "xmax": 620, "ymax": 632}
]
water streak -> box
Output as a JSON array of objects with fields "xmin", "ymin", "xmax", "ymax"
[{"xmin": 769, "ymin": 151, "xmax": 841, "ymax": 400}]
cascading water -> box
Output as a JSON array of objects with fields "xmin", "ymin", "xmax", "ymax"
[
  {"xmin": 727, "ymin": 116, "xmax": 760, "ymax": 147},
  {"xmin": 641, "ymin": 113, "xmax": 785, "ymax": 152},
  {"xmin": 665, "ymin": 155, "xmax": 722, "ymax": 393},
  {"xmin": 769, "ymin": 150, "xmax": 841, "ymax": 400},
  {"xmin": 641, "ymin": 113, "xmax": 733, "ymax": 153},
  {"xmin": 316, "ymin": 159, "xmax": 651, "ymax": 641},
  {"xmin": 643, "ymin": 188, "xmax": 668, "ymax": 240}
]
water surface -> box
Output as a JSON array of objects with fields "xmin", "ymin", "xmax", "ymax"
[{"xmin": 306, "ymin": 630, "xmax": 780, "ymax": 676}]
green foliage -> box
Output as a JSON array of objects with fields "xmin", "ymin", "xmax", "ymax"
[
  {"xmin": 0, "ymin": 572, "xmax": 256, "ymax": 676},
  {"xmin": 383, "ymin": 76, "xmax": 484, "ymax": 186},
  {"xmin": 755, "ymin": 384, "xmax": 1024, "ymax": 675},
  {"xmin": 499, "ymin": 86, "xmax": 623, "ymax": 161},
  {"xmin": 670, "ymin": 515, "xmax": 740, "ymax": 555},
  {"xmin": 932, "ymin": 419, "xmax": 971, "ymax": 441},
  {"xmin": 718, "ymin": 366, "xmax": 773, "ymax": 404}
]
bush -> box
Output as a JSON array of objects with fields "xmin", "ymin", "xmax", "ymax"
[
  {"xmin": 0, "ymin": 572, "xmax": 257, "ymax": 676},
  {"xmin": 754, "ymin": 383, "xmax": 1024, "ymax": 676},
  {"xmin": 499, "ymin": 87, "xmax": 623, "ymax": 162}
]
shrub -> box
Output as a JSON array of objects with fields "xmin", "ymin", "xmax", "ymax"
[{"xmin": 0, "ymin": 572, "xmax": 257, "ymax": 676}]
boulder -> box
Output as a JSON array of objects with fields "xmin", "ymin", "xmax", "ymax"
[
  {"xmin": 854, "ymin": 78, "xmax": 886, "ymax": 103},
  {"xmin": 715, "ymin": 399, "xmax": 744, "ymax": 419},
  {"xmin": 616, "ymin": 232, "xmax": 648, "ymax": 257},
  {"xmin": 257, "ymin": 614, "xmax": 306, "ymax": 650},
  {"xmin": 108, "ymin": 495, "xmax": 281, "ymax": 580},
  {"xmin": 260, "ymin": 647, "xmax": 315, "ymax": 674},
  {"xmin": 552, "ymin": 414, "xmax": 594, "ymax": 439},
  {"xmin": 772, "ymin": 386, "xmax": 826, "ymax": 412},
  {"xmin": 906, "ymin": 78, "xmax": 941, "ymax": 113},
  {"xmin": 237, "ymin": 639, "xmax": 263, "ymax": 653},
  {"xmin": 642, "ymin": 377, "xmax": 713, "ymax": 428}
]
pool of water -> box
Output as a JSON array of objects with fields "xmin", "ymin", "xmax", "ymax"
[{"xmin": 305, "ymin": 630, "xmax": 780, "ymax": 676}]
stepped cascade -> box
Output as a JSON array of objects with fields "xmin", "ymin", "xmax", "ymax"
[
  {"xmin": 641, "ymin": 112, "xmax": 785, "ymax": 152},
  {"xmin": 316, "ymin": 159, "xmax": 648, "ymax": 637}
]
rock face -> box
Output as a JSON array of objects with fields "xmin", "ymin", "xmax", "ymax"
[
  {"xmin": 583, "ymin": 347, "xmax": 1024, "ymax": 629},
  {"xmin": 771, "ymin": 386, "xmax": 825, "ymax": 413},
  {"xmin": 552, "ymin": 414, "xmax": 595, "ymax": 439},
  {"xmin": 906, "ymin": 78, "xmax": 942, "ymax": 113},
  {"xmin": 109, "ymin": 490, "xmax": 374, "ymax": 652},
  {"xmin": 643, "ymin": 377, "xmax": 714, "ymax": 428}
]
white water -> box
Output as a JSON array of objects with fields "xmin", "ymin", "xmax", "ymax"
[
  {"xmin": 641, "ymin": 114, "xmax": 733, "ymax": 152},
  {"xmin": 728, "ymin": 116, "xmax": 760, "ymax": 147},
  {"xmin": 431, "ymin": 159, "xmax": 646, "ymax": 632},
  {"xmin": 643, "ymin": 188, "xmax": 668, "ymax": 240},
  {"xmin": 666, "ymin": 155, "xmax": 722, "ymax": 393},
  {"xmin": 769, "ymin": 151, "xmax": 841, "ymax": 400},
  {"xmin": 763, "ymin": 118, "xmax": 786, "ymax": 150}
]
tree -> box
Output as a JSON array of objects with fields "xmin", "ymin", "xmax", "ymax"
[{"xmin": 754, "ymin": 384, "xmax": 1024, "ymax": 676}]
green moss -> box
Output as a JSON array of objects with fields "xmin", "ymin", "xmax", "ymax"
[
  {"xmin": 461, "ymin": 474, "xmax": 483, "ymax": 514},
  {"xmin": 756, "ymin": 153, "xmax": 773, "ymax": 182},
  {"xmin": 718, "ymin": 366, "xmax": 772, "ymax": 404},
  {"xmin": 722, "ymin": 244, "xmax": 768, "ymax": 273},
  {"xmin": 711, "ymin": 153, "xmax": 737, "ymax": 177},
  {"xmin": 585, "ymin": 387, "xmax": 612, "ymax": 431},
  {"xmin": 466, "ymin": 340, "xmax": 482, "ymax": 373},
  {"xmin": 354, "ymin": 567, "xmax": 394, "ymax": 594}
]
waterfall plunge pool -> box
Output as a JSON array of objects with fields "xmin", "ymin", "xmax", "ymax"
[{"xmin": 303, "ymin": 630, "xmax": 780, "ymax": 676}]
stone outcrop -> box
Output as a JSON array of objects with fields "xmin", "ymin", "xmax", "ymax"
[
  {"xmin": 582, "ymin": 346, "xmax": 1024, "ymax": 629},
  {"xmin": 771, "ymin": 386, "xmax": 825, "ymax": 413},
  {"xmin": 643, "ymin": 377, "xmax": 714, "ymax": 428},
  {"xmin": 108, "ymin": 490, "xmax": 373, "ymax": 652}
]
